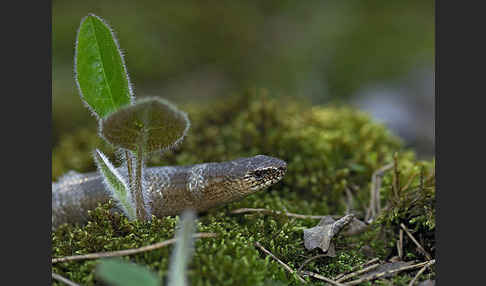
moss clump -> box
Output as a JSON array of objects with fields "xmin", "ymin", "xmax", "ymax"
[
  {"xmin": 374, "ymin": 155, "xmax": 436, "ymax": 260},
  {"xmin": 52, "ymin": 90, "xmax": 435, "ymax": 285}
]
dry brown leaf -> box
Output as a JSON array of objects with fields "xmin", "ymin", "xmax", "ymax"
[{"xmin": 303, "ymin": 214, "xmax": 354, "ymax": 255}]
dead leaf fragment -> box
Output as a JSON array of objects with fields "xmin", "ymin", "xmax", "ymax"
[
  {"xmin": 303, "ymin": 214, "xmax": 354, "ymax": 255},
  {"xmin": 341, "ymin": 217, "xmax": 368, "ymax": 236}
]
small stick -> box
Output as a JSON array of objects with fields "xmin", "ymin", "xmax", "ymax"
[
  {"xmin": 393, "ymin": 153, "xmax": 401, "ymax": 199},
  {"xmin": 52, "ymin": 233, "xmax": 217, "ymax": 264},
  {"xmin": 254, "ymin": 241, "xmax": 307, "ymax": 284},
  {"xmin": 231, "ymin": 208, "xmax": 326, "ymax": 220},
  {"xmin": 400, "ymin": 223, "xmax": 432, "ymax": 260},
  {"xmin": 403, "ymin": 171, "xmax": 418, "ymax": 191},
  {"xmin": 344, "ymin": 187, "xmax": 354, "ymax": 214},
  {"xmin": 408, "ymin": 260, "xmax": 435, "ymax": 286},
  {"xmin": 335, "ymin": 263, "xmax": 380, "ymax": 282},
  {"xmin": 334, "ymin": 258, "xmax": 380, "ymax": 280},
  {"xmin": 300, "ymin": 271, "xmax": 346, "ymax": 286},
  {"xmin": 366, "ymin": 163, "xmax": 393, "ymax": 222},
  {"xmin": 52, "ymin": 273, "xmax": 81, "ymax": 286},
  {"xmin": 297, "ymin": 254, "xmax": 329, "ymax": 272},
  {"xmin": 345, "ymin": 260, "xmax": 435, "ymax": 285},
  {"xmin": 362, "ymin": 257, "xmax": 380, "ymax": 267},
  {"xmin": 398, "ymin": 229, "xmax": 404, "ymax": 260}
]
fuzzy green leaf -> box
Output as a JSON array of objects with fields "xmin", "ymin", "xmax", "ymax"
[
  {"xmin": 93, "ymin": 149, "xmax": 135, "ymax": 219},
  {"xmin": 97, "ymin": 259, "xmax": 161, "ymax": 286},
  {"xmin": 101, "ymin": 97, "xmax": 190, "ymax": 153},
  {"xmin": 75, "ymin": 14, "xmax": 133, "ymax": 119},
  {"xmin": 168, "ymin": 211, "xmax": 196, "ymax": 286}
]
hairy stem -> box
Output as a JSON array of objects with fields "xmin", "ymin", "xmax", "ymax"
[
  {"xmin": 133, "ymin": 145, "xmax": 147, "ymax": 220},
  {"xmin": 125, "ymin": 150, "xmax": 133, "ymax": 190}
]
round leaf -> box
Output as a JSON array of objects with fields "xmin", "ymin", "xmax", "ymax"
[{"xmin": 101, "ymin": 97, "xmax": 190, "ymax": 153}]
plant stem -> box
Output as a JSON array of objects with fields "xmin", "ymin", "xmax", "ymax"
[
  {"xmin": 125, "ymin": 150, "xmax": 133, "ymax": 189},
  {"xmin": 133, "ymin": 145, "xmax": 147, "ymax": 220}
]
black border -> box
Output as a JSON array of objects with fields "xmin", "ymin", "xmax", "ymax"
[
  {"xmin": 4, "ymin": 0, "xmax": 51, "ymax": 284},
  {"xmin": 436, "ymin": 0, "xmax": 484, "ymax": 284}
]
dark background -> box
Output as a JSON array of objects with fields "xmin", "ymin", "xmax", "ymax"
[{"xmin": 52, "ymin": 0, "xmax": 434, "ymax": 158}]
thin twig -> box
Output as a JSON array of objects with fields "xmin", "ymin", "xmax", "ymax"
[
  {"xmin": 398, "ymin": 229, "xmax": 404, "ymax": 260},
  {"xmin": 231, "ymin": 208, "xmax": 327, "ymax": 220},
  {"xmin": 362, "ymin": 257, "xmax": 380, "ymax": 267},
  {"xmin": 52, "ymin": 233, "xmax": 217, "ymax": 264},
  {"xmin": 333, "ymin": 258, "xmax": 380, "ymax": 280},
  {"xmin": 366, "ymin": 163, "xmax": 393, "ymax": 223},
  {"xmin": 254, "ymin": 241, "xmax": 307, "ymax": 284},
  {"xmin": 52, "ymin": 273, "xmax": 81, "ymax": 286},
  {"xmin": 345, "ymin": 260, "xmax": 435, "ymax": 285},
  {"xmin": 297, "ymin": 254, "xmax": 329, "ymax": 272},
  {"xmin": 403, "ymin": 171, "xmax": 418, "ymax": 191},
  {"xmin": 335, "ymin": 263, "xmax": 380, "ymax": 282},
  {"xmin": 300, "ymin": 271, "xmax": 346, "ymax": 286},
  {"xmin": 344, "ymin": 187, "xmax": 354, "ymax": 214},
  {"xmin": 400, "ymin": 223, "xmax": 432, "ymax": 260},
  {"xmin": 408, "ymin": 260, "xmax": 435, "ymax": 286},
  {"xmin": 393, "ymin": 153, "xmax": 401, "ymax": 200}
]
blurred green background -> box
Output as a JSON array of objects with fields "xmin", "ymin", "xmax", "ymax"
[{"xmin": 52, "ymin": 0, "xmax": 434, "ymax": 157}]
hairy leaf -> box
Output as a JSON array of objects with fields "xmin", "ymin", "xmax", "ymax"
[
  {"xmin": 168, "ymin": 210, "xmax": 196, "ymax": 286},
  {"xmin": 97, "ymin": 259, "xmax": 160, "ymax": 286},
  {"xmin": 101, "ymin": 97, "xmax": 190, "ymax": 153},
  {"xmin": 75, "ymin": 14, "xmax": 133, "ymax": 119},
  {"xmin": 93, "ymin": 149, "xmax": 135, "ymax": 219}
]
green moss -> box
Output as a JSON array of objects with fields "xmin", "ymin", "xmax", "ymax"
[
  {"xmin": 52, "ymin": 90, "xmax": 435, "ymax": 285},
  {"xmin": 374, "ymin": 155, "xmax": 436, "ymax": 260}
]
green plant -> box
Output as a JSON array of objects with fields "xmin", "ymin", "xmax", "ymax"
[
  {"xmin": 96, "ymin": 211, "xmax": 197, "ymax": 286},
  {"xmin": 52, "ymin": 96, "xmax": 436, "ymax": 285},
  {"xmin": 74, "ymin": 14, "xmax": 190, "ymax": 221}
]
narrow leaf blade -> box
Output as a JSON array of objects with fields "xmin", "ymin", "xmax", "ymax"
[
  {"xmin": 75, "ymin": 14, "xmax": 133, "ymax": 119},
  {"xmin": 93, "ymin": 149, "xmax": 135, "ymax": 219},
  {"xmin": 97, "ymin": 259, "xmax": 161, "ymax": 286},
  {"xmin": 168, "ymin": 210, "xmax": 196, "ymax": 286}
]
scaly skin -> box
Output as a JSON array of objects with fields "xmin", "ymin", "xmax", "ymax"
[{"xmin": 52, "ymin": 155, "xmax": 287, "ymax": 228}]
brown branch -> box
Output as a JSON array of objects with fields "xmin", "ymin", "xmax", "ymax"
[
  {"xmin": 52, "ymin": 233, "xmax": 217, "ymax": 264},
  {"xmin": 400, "ymin": 223, "xmax": 432, "ymax": 260},
  {"xmin": 231, "ymin": 208, "xmax": 327, "ymax": 220},
  {"xmin": 52, "ymin": 273, "xmax": 81, "ymax": 286},
  {"xmin": 254, "ymin": 241, "xmax": 307, "ymax": 284},
  {"xmin": 408, "ymin": 260, "xmax": 435, "ymax": 286},
  {"xmin": 300, "ymin": 271, "xmax": 346, "ymax": 286},
  {"xmin": 345, "ymin": 260, "xmax": 435, "ymax": 285},
  {"xmin": 335, "ymin": 263, "xmax": 380, "ymax": 282}
]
